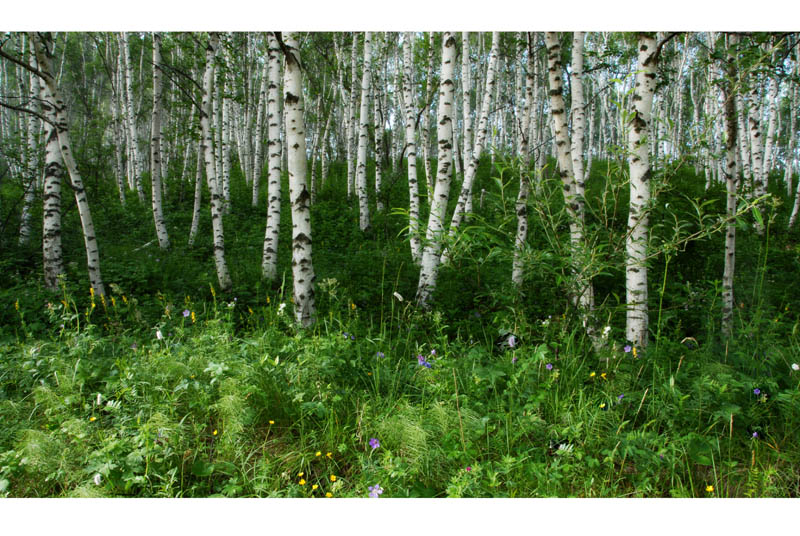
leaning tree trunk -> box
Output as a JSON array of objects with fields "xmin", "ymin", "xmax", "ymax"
[
  {"xmin": 402, "ymin": 31, "xmax": 422, "ymax": 264},
  {"xmin": 282, "ymin": 32, "xmax": 316, "ymax": 327},
  {"xmin": 32, "ymin": 31, "xmax": 105, "ymax": 297},
  {"xmin": 262, "ymin": 32, "xmax": 283, "ymax": 281},
  {"xmin": 721, "ymin": 34, "xmax": 739, "ymax": 337},
  {"xmin": 416, "ymin": 32, "xmax": 457, "ymax": 308},
  {"xmin": 625, "ymin": 33, "xmax": 658, "ymax": 349},
  {"xmin": 355, "ymin": 32, "xmax": 373, "ymax": 231},
  {"xmin": 150, "ymin": 32, "xmax": 170, "ymax": 250},
  {"xmin": 199, "ymin": 32, "xmax": 233, "ymax": 292}
]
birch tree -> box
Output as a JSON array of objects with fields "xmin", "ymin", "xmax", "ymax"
[
  {"xmin": 402, "ymin": 32, "xmax": 422, "ymax": 263},
  {"xmin": 625, "ymin": 33, "xmax": 659, "ymax": 348},
  {"xmin": 721, "ymin": 34, "xmax": 739, "ymax": 336},
  {"xmin": 199, "ymin": 32, "xmax": 233, "ymax": 292},
  {"xmin": 150, "ymin": 32, "xmax": 170, "ymax": 250},
  {"xmin": 355, "ymin": 32, "xmax": 373, "ymax": 231},
  {"xmin": 119, "ymin": 32, "xmax": 144, "ymax": 202},
  {"xmin": 281, "ymin": 32, "xmax": 316, "ymax": 327},
  {"xmin": 31, "ymin": 31, "xmax": 105, "ymax": 296},
  {"xmin": 416, "ymin": 32, "xmax": 456, "ymax": 308},
  {"xmin": 262, "ymin": 32, "xmax": 283, "ymax": 281}
]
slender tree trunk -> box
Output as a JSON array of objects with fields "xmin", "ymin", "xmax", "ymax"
[
  {"xmin": 420, "ymin": 32, "xmax": 435, "ymax": 198},
  {"xmin": 346, "ymin": 34, "xmax": 358, "ymax": 200},
  {"xmin": 461, "ymin": 32, "xmax": 473, "ymax": 179},
  {"xmin": 150, "ymin": 32, "xmax": 170, "ymax": 249},
  {"xmin": 512, "ymin": 33, "xmax": 535, "ymax": 289},
  {"xmin": 625, "ymin": 34, "xmax": 658, "ymax": 349},
  {"xmin": 19, "ymin": 38, "xmax": 39, "ymax": 247},
  {"xmin": 120, "ymin": 32, "xmax": 144, "ymax": 202},
  {"xmin": 372, "ymin": 33, "xmax": 385, "ymax": 212},
  {"xmin": 356, "ymin": 32, "xmax": 373, "ymax": 231},
  {"xmin": 188, "ymin": 144, "xmax": 203, "ymax": 247},
  {"xmin": 262, "ymin": 33, "xmax": 283, "ymax": 281},
  {"xmin": 32, "ymin": 32, "xmax": 105, "ymax": 296},
  {"xmin": 722, "ymin": 35, "xmax": 739, "ymax": 337},
  {"xmin": 199, "ymin": 33, "xmax": 233, "ymax": 292},
  {"xmin": 416, "ymin": 32, "xmax": 457, "ymax": 308},
  {"xmin": 252, "ymin": 58, "xmax": 269, "ymax": 207},
  {"xmin": 570, "ymin": 32, "xmax": 587, "ymax": 199},
  {"xmin": 402, "ymin": 32, "xmax": 422, "ymax": 263},
  {"xmin": 748, "ymin": 84, "xmax": 766, "ymax": 235},
  {"xmin": 282, "ymin": 32, "xmax": 316, "ymax": 327}
]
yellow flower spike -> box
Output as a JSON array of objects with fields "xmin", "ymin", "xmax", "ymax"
[
  {"xmin": 330, "ymin": 475, "xmax": 337, "ymax": 482},
  {"xmin": 122, "ymin": 295, "xmax": 128, "ymax": 304},
  {"xmin": 248, "ymin": 307, "xmax": 254, "ymax": 315},
  {"xmin": 589, "ymin": 372, "xmax": 596, "ymax": 378},
  {"xmin": 266, "ymin": 296, "xmax": 271, "ymax": 304},
  {"xmin": 325, "ymin": 492, "xmax": 333, "ymax": 498},
  {"xmin": 90, "ymin": 287, "xmax": 95, "ymax": 298},
  {"xmin": 312, "ymin": 484, "xmax": 318, "ymax": 490},
  {"xmin": 316, "ymin": 451, "xmax": 322, "ymax": 457},
  {"xmin": 191, "ymin": 311, "xmax": 196, "ymax": 323},
  {"xmin": 326, "ymin": 452, "xmax": 332, "ymax": 458},
  {"xmin": 706, "ymin": 485, "xmax": 714, "ymax": 493},
  {"xmin": 111, "ymin": 297, "xmax": 116, "ymax": 308},
  {"xmin": 632, "ymin": 347, "xmax": 638, "ymax": 358},
  {"xmin": 212, "ymin": 429, "xmax": 218, "ymax": 436},
  {"xmin": 210, "ymin": 285, "xmax": 216, "ymax": 298},
  {"xmin": 299, "ymin": 479, "xmax": 306, "ymax": 486}
]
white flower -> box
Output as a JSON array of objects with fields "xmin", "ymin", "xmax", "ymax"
[
  {"xmin": 393, "ymin": 292, "xmax": 403, "ymax": 302},
  {"xmin": 792, "ymin": 363, "xmax": 799, "ymax": 371},
  {"xmin": 278, "ymin": 303, "xmax": 286, "ymax": 315},
  {"xmin": 602, "ymin": 325, "xmax": 611, "ymax": 338},
  {"xmin": 96, "ymin": 393, "xmax": 102, "ymax": 406},
  {"xmin": 156, "ymin": 329, "xmax": 163, "ymax": 340},
  {"xmin": 93, "ymin": 473, "xmax": 102, "ymax": 486}
]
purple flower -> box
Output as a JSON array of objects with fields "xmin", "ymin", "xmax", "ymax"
[
  {"xmin": 376, "ymin": 351, "xmax": 385, "ymax": 358},
  {"xmin": 369, "ymin": 437, "xmax": 380, "ymax": 450},
  {"xmin": 507, "ymin": 335, "xmax": 517, "ymax": 348},
  {"xmin": 512, "ymin": 356, "xmax": 518, "ymax": 364},
  {"xmin": 417, "ymin": 355, "xmax": 432, "ymax": 368},
  {"xmin": 623, "ymin": 345, "xmax": 632, "ymax": 353},
  {"xmin": 752, "ymin": 431, "xmax": 759, "ymax": 439},
  {"xmin": 753, "ymin": 388, "xmax": 761, "ymax": 395},
  {"xmin": 430, "ymin": 349, "xmax": 436, "ymax": 356},
  {"xmin": 351, "ymin": 335, "xmax": 355, "ymax": 341},
  {"xmin": 465, "ymin": 466, "xmax": 472, "ymax": 472},
  {"xmin": 545, "ymin": 363, "xmax": 553, "ymax": 371},
  {"xmin": 368, "ymin": 484, "xmax": 383, "ymax": 498},
  {"xmin": 617, "ymin": 394, "xmax": 624, "ymax": 401},
  {"xmin": 183, "ymin": 309, "xmax": 190, "ymax": 318}
]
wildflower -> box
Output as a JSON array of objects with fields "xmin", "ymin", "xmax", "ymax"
[
  {"xmin": 632, "ymin": 347, "xmax": 638, "ymax": 358},
  {"xmin": 248, "ymin": 307, "xmax": 254, "ymax": 315},
  {"xmin": 269, "ymin": 420, "xmax": 275, "ymax": 425},
  {"xmin": 792, "ymin": 363, "xmax": 800, "ymax": 371},
  {"xmin": 753, "ymin": 388, "xmax": 761, "ymax": 395},
  {"xmin": 326, "ymin": 452, "xmax": 332, "ymax": 458},
  {"xmin": 623, "ymin": 345, "xmax": 632, "ymax": 353},
  {"xmin": 156, "ymin": 329, "xmax": 163, "ymax": 340},
  {"xmin": 316, "ymin": 451, "xmax": 322, "ymax": 457},
  {"xmin": 278, "ymin": 303, "xmax": 286, "ymax": 315},
  {"xmin": 191, "ymin": 311, "xmax": 196, "ymax": 323},
  {"xmin": 599, "ymin": 402, "xmax": 606, "ymax": 409},
  {"xmin": 93, "ymin": 473, "xmax": 102, "ymax": 486},
  {"xmin": 213, "ymin": 429, "xmax": 218, "ymax": 436},
  {"xmin": 430, "ymin": 349, "xmax": 436, "ymax": 356},
  {"xmin": 617, "ymin": 394, "xmax": 624, "ymax": 401},
  {"xmin": 299, "ymin": 479, "xmax": 306, "ymax": 486},
  {"xmin": 266, "ymin": 296, "xmax": 271, "ymax": 304},
  {"xmin": 351, "ymin": 303, "xmax": 356, "ymax": 310},
  {"xmin": 706, "ymin": 485, "xmax": 714, "ymax": 493},
  {"xmin": 417, "ymin": 355, "xmax": 432, "ymax": 368},
  {"xmin": 89, "ymin": 416, "xmax": 97, "ymax": 422},
  {"xmin": 312, "ymin": 484, "xmax": 318, "ymax": 490},
  {"xmin": 512, "ymin": 356, "xmax": 518, "ymax": 364},
  {"xmin": 752, "ymin": 432, "xmax": 759, "ymax": 439},
  {"xmin": 368, "ymin": 484, "xmax": 384, "ymax": 498},
  {"xmin": 376, "ymin": 351, "xmax": 385, "ymax": 358},
  {"xmin": 545, "ymin": 363, "xmax": 553, "ymax": 371},
  {"xmin": 298, "ymin": 472, "xmax": 304, "ymax": 477},
  {"xmin": 183, "ymin": 309, "xmax": 190, "ymax": 318},
  {"xmin": 326, "ymin": 492, "xmax": 333, "ymax": 498},
  {"xmin": 465, "ymin": 466, "xmax": 472, "ymax": 472},
  {"xmin": 589, "ymin": 372, "xmax": 596, "ymax": 378},
  {"xmin": 330, "ymin": 475, "xmax": 337, "ymax": 482},
  {"xmin": 369, "ymin": 438, "xmax": 380, "ymax": 450},
  {"xmin": 122, "ymin": 295, "xmax": 128, "ymax": 304},
  {"xmin": 601, "ymin": 372, "xmax": 607, "ymax": 380},
  {"xmin": 602, "ymin": 326, "xmax": 611, "ymax": 338},
  {"xmin": 351, "ymin": 335, "xmax": 355, "ymax": 341},
  {"xmin": 14, "ymin": 299, "xmax": 20, "ymax": 311},
  {"xmin": 393, "ymin": 292, "xmax": 403, "ymax": 302},
  {"xmin": 90, "ymin": 287, "xmax": 95, "ymax": 298}
]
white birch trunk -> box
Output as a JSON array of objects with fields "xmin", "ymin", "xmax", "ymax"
[
  {"xmin": 346, "ymin": 34, "xmax": 358, "ymax": 199},
  {"xmin": 32, "ymin": 32, "xmax": 105, "ymax": 297},
  {"xmin": 461, "ymin": 32, "xmax": 473, "ymax": 178},
  {"xmin": 262, "ymin": 32, "xmax": 283, "ymax": 281},
  {"xmin": 199, "ymin": 33, "xmax": 233, "ymax": 292},
  {"xmin": 570, "ymin": 32, "xmax": 587, "ymax": 200},
  {"xmin": 372, "ymin": 34, "xmax": 385, "ymax": 212},
  {"xmin": 19, "ymin": 39, "xmax": 39, "ymax": 247},
  {"xmin": 120, "ymin": 32, "xmax": 144, "ymax": 202},
  {"xmin": 416, "ymin": 32, "xmax": 457, "ymax": 308},
  {"xmin": 188, "ymin": 144, "xmax": 203, "ymax": 247},
  {"xmin": 512, "ymin": 33, "xmax": 535, "ymax": 289},
  {"xmin": 150, "ymin": 32, "xmax": 170, "ymax": 250},
  {"xmin": 356, "ymin": 32, "xmax": 373, "ymax": 231},
  {"xmin": 402, "ymin": 32, "xmax": 422, "ymax": 263},
  {"xmin": 625, "ymin": 34, "xmax": 658, "ymax": 349},
  {"xmin": 722, "ymin": 35, "xmax": 739, "ymax": 337},
  {"xmin": 420, "ymin": 32, "xmax": 435, "ymax": 198},
  {"xmin": 252, "ymin": 58, "xmax": 269, "ymax": 207},
  {"xmin": 762, "ymin": 75, "xmax": 779, "ymax": 180},
  {"xmin": 282, "ymin": 32, "xmax": 316, "ymax": 327}
]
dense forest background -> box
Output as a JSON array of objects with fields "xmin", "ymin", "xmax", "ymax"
[{"xmin": 0, "ymin": 28, "xmax": 799, "ymax": 500}]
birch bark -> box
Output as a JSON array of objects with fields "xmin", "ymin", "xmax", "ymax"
[
  {"xmin": 402, "ymin": 32, "xmax": 422, "ymax": 263},
  {"xmin": 355, "ymin": 32, "xmax": 373, "ymax": 231},
  {"xmin": 150, "ymin": 32, "xmax": 170, "ymax": 250},
  {"xmin": 721, "ymin": 35, "xmax": 739, "ymax": 336}
]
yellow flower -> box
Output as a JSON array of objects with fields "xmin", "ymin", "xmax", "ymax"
[
  {"xmin": 350, "ymin": 303, "xmax": 356, "ymax": 310},
  {"xmin": 367, "ymin": 372, "xmax": 372, "ymax": 376},
  {"xmin": 299, "ymin": 479, "xmax": 306, "ymax": 486},
  {"xmin": 213, "ymin": 429, "xmax": 218, "ymax": 436},
  {"xmin": 632, "ymin": 347, "xmax": 638, "ymax": 358},
  {"xmin": 706, "ymin": 485, "xmax": 714, "ymax": 493},
  {"xmin": 316, "ymin": 451, "xmax": 322, "ymax": 457},
  {"xmin": 266, "ymin": 296, "xmax": 271, "ymax": 304},
  {"xmin": 90, "ymin": 287, "xmax": 95, "ymax": 298},
  {"xmin": 330, "ymin": 475, "xmax": 337, "ymax": 482},
  {"xmin": 191, "ymin": 311, "xmax": 196, "ymax": 323},
  {"xmin": 210, "ymin": 285, "xmax": 216, "ymax": 298},
  {"xmin": 599, "ymin": 403, "xmax": 606, "ymax": 409},
  {"xmin": 298, "ymin": 472, "xmax": 304, "ymax": 477},
  {"xmin": 312, "ymin": 484, "xmax": 318, "ymax": 490},
  {"xmin": 14, "ymin": 300, "xmax": 19, "ymax": 311},
  {"xmin": 269, "ymin": 420, "xmax": 275, "ymax": 425},
  {"xmin": 248, "ymin": 307, "xmax": 254, "ymax": 315},
  {"xmin": 601, "ymin": 372, "xmax": 607, "ymax": 380},
  {"xmin": 325, "ymin": 492, "xmax": 332, "ymax": 498},
  {"xmin": 89, "ymin": 416, "xmax": 96, "ymax": 422},
  {"xmin": 589, "ymin": 372, "xmax": 596, "ymax": 378},
  {"xmin": 111, "ymin": 297, "xmax": 116, "ymax": 308},
  {"xmin": 326, "ymin": 452, "xmax": 332, "ymax": 458},
  {"xmin": 122, "ymin": 295, "xmax": 128, "ymax": 304}
]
